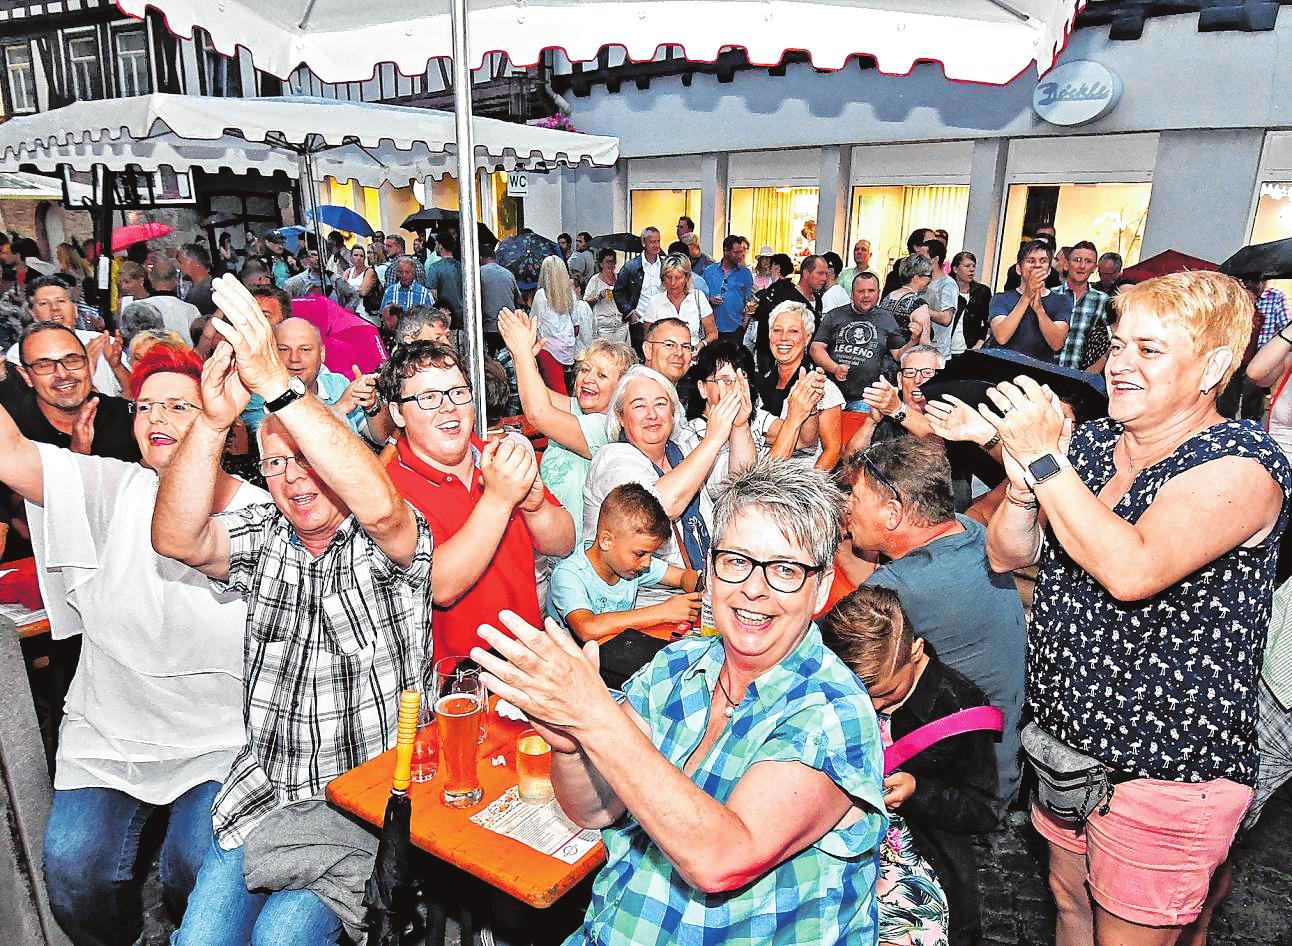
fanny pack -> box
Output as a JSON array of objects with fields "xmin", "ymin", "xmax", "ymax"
[{"xmin": 1022, "ymin": 722, "xmax": 1130, "ymax": 828}]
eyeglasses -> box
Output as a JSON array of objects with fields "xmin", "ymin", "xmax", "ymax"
[
  {"xmin": 259, "ymin": 454, "xmax": 314, "ymax": 477},
  {"xmin": 899, "ymin": 367, "xmax": 938, "ymax": 381},
  {"xmin": 22, "ymin": 353, "xmax": 88, "ymax": 375},
  {"xmin": 129, "ymin": 398, "xmax": 197, "ymax": 417},
  {"xmin": 397, "ymin": 385, "xmax": 473, "ymax": 411},
  {"xmin": 645, "ymin": 339, "xmax": 695, "ymax": 355},
  {"xmin": 861, "ymin": 452, "xmax": 903, "ymax": 505},
  {"xmin": 710, "ymin": 548, "xmax": 823, "ymax": 594},
  {"xmin": 704, "ymin": 375, "xmax": 740, "ymax": 389}
]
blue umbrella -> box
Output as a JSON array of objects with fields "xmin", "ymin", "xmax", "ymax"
[
  {"xmin": 270, "ymin": 225, "xmax": 308, "ymax": 254},
  {"xmin": 306, "ymin": 204, "xmax": 375, "ymax": 238},
  {"xmin": 496, "ymin": 231, "xmax": 561, "ymax": 290}
]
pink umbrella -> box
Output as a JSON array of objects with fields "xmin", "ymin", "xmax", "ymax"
[
  {"xmin": 288, "ymin": 295, "xmax": 387, "ymax": 375},
  {"xmin": 111, "ymin": 222, "xmax": 175, "ymax": 252}
]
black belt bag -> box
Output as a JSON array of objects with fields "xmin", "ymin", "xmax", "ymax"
[{"xmin": 1022, "ymin": 722, "xmax": 1133, "ymax": 829}]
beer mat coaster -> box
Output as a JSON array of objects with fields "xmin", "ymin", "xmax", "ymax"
[{"xmin": 470, "ymin": 787, "xmax": 600, "ymax": 863}]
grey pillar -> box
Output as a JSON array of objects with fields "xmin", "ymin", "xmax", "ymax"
[
  {"xmin": 700, "ymin": 153, "xmax": 729, "ymax": 258},
  {"xmin": 1141, "ymin": 129, "xmax": 1265, "ymax": 263},
  {"xmin": 963, "ymin": 138, "xmax": 1010, "ymax": 282},
  {"xmin": 815, "ymin": 145, "xmax": 852, "ymax": 256}
]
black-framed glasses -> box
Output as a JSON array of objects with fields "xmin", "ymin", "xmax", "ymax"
[
  {"xmin": 397, "ymin": 385, "xmax": 473, "ymax": 411},
  {"xmin": 861, "ymin": 452, "xmax": 903, "ymax": 505},
  {"xmin": 259, "ymin": 454, "xmax": 314, "ymax": 477},
  {"xmin": 710, "ymin": 548, "xmax": 823, "ymax": 594},
  {"xmin": 129, "ymin": 398, "xmax": 198, "ymax": 417},
  {"xmin": 899, "ymin": 367, "xmax": 938, "ymax": 381},
  {"xmin": 22, "ymin": 353, "xmax": 87, "ymax": 375}
]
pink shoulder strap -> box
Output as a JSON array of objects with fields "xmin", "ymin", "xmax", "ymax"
[{"xmin": 883, "ymin": 705, "xmax": 1004, "ymax": 776}]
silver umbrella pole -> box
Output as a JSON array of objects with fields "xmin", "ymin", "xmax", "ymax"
[
  {"xmin": 449, "ymin": 0, "xmax": 487, "ymax": 438},
  {"xmin": 299, "ymin": 147, "xmax": 331, "ymax": 297}
]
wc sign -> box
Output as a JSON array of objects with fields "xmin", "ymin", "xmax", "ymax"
[{"xmin": 506, "ymin": 171, "xmax": 529, "ymax": 198}]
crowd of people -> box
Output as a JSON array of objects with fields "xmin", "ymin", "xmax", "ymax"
[{"xmin": 0, "ymin": 210, "xmax": 1289, "ymax": 946}]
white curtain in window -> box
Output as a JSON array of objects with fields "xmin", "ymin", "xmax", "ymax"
[{"xmin": 898, "ymin": 186, "xmax": 969, "ymax": 251}]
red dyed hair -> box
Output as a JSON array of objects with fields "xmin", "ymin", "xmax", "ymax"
[{"xmin": 129, "ymin": 343, "xmax": 203, "ymax": 400}]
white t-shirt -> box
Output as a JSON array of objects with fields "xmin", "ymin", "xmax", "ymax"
[
  {"xmin": 28, "ymin": 444, "xmax": 268, "ymax": 804},
  {"xmin": 923, "ymin": 274, "xmax": 961, "ymax": 357},
  {"xmin": 142, "ymin": 294, "xmax": 202, "ymax": 339},
  {"xmin": 531, "ymin": 287, "xmax": 578, "ymax": 365},
  {"xmin": 8, "ymin": 329, "xmax": 121, "ymax": 398},
  {"xmin": 821, "ymin": 283, "xmax": 850, "ymax": 313},
  {"xmin": 642, "ymin": 288, "xmax": 713, "ymax": 348}
]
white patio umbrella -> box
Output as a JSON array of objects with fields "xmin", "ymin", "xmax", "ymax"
[
  {"xmin": 0, "ymin": 93, "xmax": 618, "ymax": 414},
  {"xmin": 117, "ymin": 0, "xmax": 1079, "ymax": 435}
]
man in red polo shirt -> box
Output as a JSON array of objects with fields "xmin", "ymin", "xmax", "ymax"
[{"xmin": 377, "ymin": 341, "xmax": 575, "ymax": 658}]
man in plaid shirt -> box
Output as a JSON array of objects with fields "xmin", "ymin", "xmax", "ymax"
[
  {"xmin": 1053, "ymin": 241, "xmax": 1111, "ymax": 372},
  {"xmin": 380, "ymin": 255, "xmax": 434, "ymax": 323},
  {"xmin": 1257, "ymin": 283, "xmax": 1290, "ymax": 347},
  {"xmin": 154, "ymin": 275, "xmax": 432, "ymax": 946}
]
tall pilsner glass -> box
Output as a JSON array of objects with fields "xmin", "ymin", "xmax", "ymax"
[{"xmin": 434, "ymin": 656, "xmax": 485, "ymax": 808}]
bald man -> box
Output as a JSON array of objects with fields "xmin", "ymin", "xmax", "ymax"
[{"xmin": 240, "ymin": 317, "xmax": 378, "ymax": 437}]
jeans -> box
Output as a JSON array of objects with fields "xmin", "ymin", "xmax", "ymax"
[
  {"xmin": 44, "ymin": 780, "xmax": 220, "ymax": 946},
  {"xmin": 173, "ymin": 835, "xmax": 342, "ymax": 946},
  {"xmin": 843, "ymin": 398, "xmax": 872, "ymax": 413}
]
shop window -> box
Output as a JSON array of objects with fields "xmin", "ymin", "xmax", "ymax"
[
  {"xmin": 630, "ymin": 189, "xmax": 702, "ymax": 245},
  {"xmin": 848, "ymin": 185, "xmax": 969, "ymax": 277},
  {"xmin": 728, "ymin": 187, "xmax": 819, "ymax": 265},
  {"xmin": 996, "ymin": 183, "xmax": 1151, "ymax": 290}
]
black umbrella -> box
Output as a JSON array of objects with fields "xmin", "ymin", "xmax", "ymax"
[
  {"xmin": 400, "ymin": 209, "xmax": 497, "ymax": 247},
  {"xmin": 921, "ymin": 348, "xmax": 1108, "ymax": 424},
  {"xmin": 1220, "ymin": 237, "xmax": 1292, "ymax": 280},
  {"xmin": 590, "ymin": 232, "xmax": 643, "ymax": 254},
  {"xmin": 363, "ymin": 689, "xmax": 421, "ymax": 946}
]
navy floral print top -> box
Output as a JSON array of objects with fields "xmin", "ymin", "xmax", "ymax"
[{"xmin": 1030, "ymin": 418, "xmax": 1292, "ymax": 785}]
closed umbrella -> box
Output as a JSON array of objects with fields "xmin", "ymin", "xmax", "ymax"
[
  {"xmin": 496, "ymin": 232, "xmax": 562, "ymax": 290},
  {"xmin": 111, "ymin": 222, "xmax": 174, "ymax": 252},
  {"xmin": 363, "ymin": 689, "xmax": 421, "ymax": 946},
  {"xmin": 591, "ymin": 232, "xmax": 643, "ymax": 254},
  {"xmin": 308, "ymin": 204, "xmax": 376, "ymax": 238}
]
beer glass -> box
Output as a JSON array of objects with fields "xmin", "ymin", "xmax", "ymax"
[
  {"xmin": 516, "ymin": 729, "xmax": 554, "ymax": 803},
  {"xmin": 410, "ymin": 694, "xmax": 438, "ymax": 783},
  {"xmin": 434, "ymin": 656, "xmax": 485, "ymax": 808}
]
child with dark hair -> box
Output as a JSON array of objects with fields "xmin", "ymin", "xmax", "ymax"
[
  {"xmin": 826, "ymin": 585, "xmax": 1000, "ymax": 946},
  {"xmin": 546, "ymin": 483, "xmax": 701, "ymax": 642}
]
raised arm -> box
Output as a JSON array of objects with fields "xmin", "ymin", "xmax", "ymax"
[
  {"xmin": 1247, "ymin": 329, "xmax": 1292, "ymax": 388},
  {"xmin": 152, "ymin": 343, "xmax": 240, "ymax": 579},
  {"xmin": 990, "ymin": 287, "xmax": 1031, "ymax": 346},
  {"xmin": 209, "ymin": 274, "xmax": 420, "ymax": 567},
  {"xmin": 498, "ymin": 308, "xmax": 592, "ymax": 457},
  {"xmin": 0, "ymin": 399, "xmax": 46, "ymax": 505},
  {"xmin": 653, "ymin": 388, "xmax": 743, "ymax": 517}
]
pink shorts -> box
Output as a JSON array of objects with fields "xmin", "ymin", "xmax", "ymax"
[{"xmin": 1032, "ymin": 777, "xmax": 1253, "ymax": 927}]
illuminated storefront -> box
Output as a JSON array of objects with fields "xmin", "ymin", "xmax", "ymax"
[{"xmin": 630, "ymin": 188, "xmax": 702, "ymax": 241}]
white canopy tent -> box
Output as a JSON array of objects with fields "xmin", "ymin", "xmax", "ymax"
[
  {"xmin": 0, "ymin": 93, "xmax": 619, "ymax": 188},
  {"xmin": 116, "ymin": 0, "xmax": 1084, "ymax": 84}
]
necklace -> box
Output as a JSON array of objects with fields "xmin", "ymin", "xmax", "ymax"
[{"xmin": 715, "ymin": 671, "xmax": 738, "ymax": 719}]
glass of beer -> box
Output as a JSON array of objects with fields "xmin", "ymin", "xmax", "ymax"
[
  {"xmin": 410, "ymin": 694, "xmax": 438, "ymax": 783},
  {"xmin": 434, "ymin": 657, "xmax": 485, "ymax": 808},
  {"xmin": 516, "ymin": 729, "xmax": 554, "ymax": 803}
]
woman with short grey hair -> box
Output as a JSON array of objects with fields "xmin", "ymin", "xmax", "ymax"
[
  {"xmin": 471, "ymin": 455, "xmax": 887, "ymax": 945},
  {"xmin": 877, "ymin": 253, "xmax": 932, "ymax": 348}
]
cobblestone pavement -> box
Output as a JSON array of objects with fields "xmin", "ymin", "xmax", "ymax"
[{"xmin": 140, "ymin": 783, "xmax": 1292, "ymax": 945}]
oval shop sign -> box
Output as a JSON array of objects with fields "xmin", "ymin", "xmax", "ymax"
[{"xmin": 1033, "ymin": 60, "xmax": 1123, "ymax": 127}]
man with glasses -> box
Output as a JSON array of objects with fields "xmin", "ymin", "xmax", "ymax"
[
  {"xmin": 3, "ymin": 321, "xmax": 138, "ymax": 461},
  {"xmin": 378, "ymin": 340, "xmax": 574, "ymax": 659},
  {"xmin": 153, "ymin": 274, "xmax": 432, "ymax": 946},
  {"xmin": 6, "ymin": 277, "xmax": 124, "ymax": 396},
  {"xmin": 840, "ymin": 435, "xmax": 1025, "ymax": 812},
  {"xmin": 641, "ymin": 317, "xmax": 695, "ymax": 386}
]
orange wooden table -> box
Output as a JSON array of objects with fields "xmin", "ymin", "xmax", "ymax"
[{"xmin": 327, "ymin": 698, "xmax": 606, "ymax": 909}]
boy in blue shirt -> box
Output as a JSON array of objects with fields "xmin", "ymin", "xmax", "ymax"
[{"xmin": 547, "ymin": 484, "xmax": 702, "ymax": 642}]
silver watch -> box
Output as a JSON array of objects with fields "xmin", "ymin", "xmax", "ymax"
[{"xmin": 890, "ymin": 404, "xmax": 908, "ymax": 424}]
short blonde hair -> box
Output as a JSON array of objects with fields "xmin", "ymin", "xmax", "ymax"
[
  {"xmin": 577, "ymin": 339, "xmax": 637, "ymax": 378},
  {"xmin": 660, "ymin": 253, "xmax": 694, "ymax": 290},
  {"xmin": 1115, "ymin": 271, "xmax": 1253, "ymax": 387},
  {"xmin": 769, "ymin": 299, "xmax": 815, "ymax": 336}
]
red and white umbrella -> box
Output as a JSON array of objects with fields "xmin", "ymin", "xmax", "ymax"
[{"xmin": 111, "ymin": 222, "xmax": 175, "ymax": 251}]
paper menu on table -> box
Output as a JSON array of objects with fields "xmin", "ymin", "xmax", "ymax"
[{"xmin": 470, "ymin": 786, "xmax": 601, "ymax": 864}]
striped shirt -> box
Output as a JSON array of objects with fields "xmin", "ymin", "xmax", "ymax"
[
  {"xmin": 1053, "ymin": 283, "xmax": 1110, "ymax": 370},
  {"xmin": 207, "ymin": 506, "xmax": 433, "ymax": 848},
  {"xmin": 565, "ymin": 626, "xmax": 886, "ymax": 946},
  {"xmin": 1257, "ymin": 288, "xmax": 1290, "ymax": 348}
]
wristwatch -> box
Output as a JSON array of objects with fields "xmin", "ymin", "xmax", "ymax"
[
  {"xmin": 1023, "ymin": 451, "xmax": 1071, "ymax": 489},
  {"xmin": 264, "ymin": 376, "xmax": 307, "ymax": 414},
  {"xmin": 890, "ymin": 404, "xmax": 908, "ymax": 425}
]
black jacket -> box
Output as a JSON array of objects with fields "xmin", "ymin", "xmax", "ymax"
[
  {"xmin": 890, "ymin": 649, "xmax": 1001, "ymax": 946},
  {"xmin": 751, "ymin": 278, "xmax": 820, "ymax": 373},
  {"xmin": 956, "ymin": 282, "xmax": 993, "ymax": 350}
]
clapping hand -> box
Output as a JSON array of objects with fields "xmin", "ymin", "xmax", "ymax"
[
  {"xmin": 209, "ymin": 274, "xmax": 291, "ymax": 398},
  {"xmin": 925, "ymin": 394, "xmax": 998, "ymax": 446},
  {"xmin": 200, "ymin": 341, "xmax": 252, "ymax": 429},
  {"xmin": 730, "ymin": 370, "xmax": 752, "ymax": 429},
  {"xmin": 69, "ymin": 396, "xmax": 98, "ymax": 454},
  {"xmin": 862, "ymin": 377, "xmax": 902, "ymax": 417},
  {"xmin": 785, "ymin": 367, "xmax": 826, "ymax": 422},
  {"xmin": 498, "ymin": 307, "xmax": 544, "ymax": 359},
  {"xmin": 704, "ymin": 381, "xmax": 744, "ymax": 442},
  {"xmin": 480, "ymin": 437, "xmax": 539, "ymax": 509}
]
